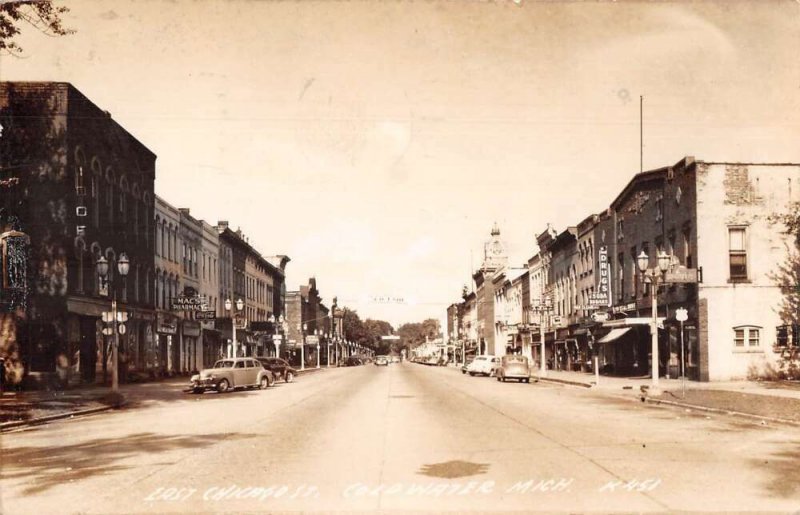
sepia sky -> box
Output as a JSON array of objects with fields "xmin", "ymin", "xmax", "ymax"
[{"xmin": 1, "ymin": 0, "xmax": 799, "ymax": 327}]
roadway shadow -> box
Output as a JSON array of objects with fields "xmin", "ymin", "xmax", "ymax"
[
  {"xmin": 753, "ymin": 440, "xmax": 800, "ymax": 498},
  {"xmin": 1, "ymin": 431, "xmax": 258, "ymax": 495}
]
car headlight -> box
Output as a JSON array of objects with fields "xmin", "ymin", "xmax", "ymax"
[
  {"xmin": 210, "ymin": 374, "xmax": 217, "ymax": 380},
  {"xmin": 191, "ymin": 374, "xmax": 199, "ymax": 381}
]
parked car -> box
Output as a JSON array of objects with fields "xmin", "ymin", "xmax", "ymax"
[
  {"xmin": 390, "ymin": 355, "xmax": 400, "ymax": 364},
  {"xmin": 461, "ymin": 356, "xmax": 475, "ymax": 374},
  {"xmin": 190, "ymin": 357, "xmax": 274, "ymax": 393},
  {"xmin": 255, "ymin": 357, "xmax": 298, "ymax": 383},
  {"xmin": 496, "ymin": 355, "xmax": 531, "ymax": 383},
  {"xmin": 343, "ymin": 356, "xmax": 363, "ymax": 366},
  {"xmin": 465, "ymin": 355, "xmax": 500, "ymax": 376},
  {"xmin": 375, "ymin": 355, "xmax": 389, "ymax": 366}
]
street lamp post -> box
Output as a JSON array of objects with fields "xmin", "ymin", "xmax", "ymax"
[
  {"xmin": 301, "ymin": 323, "xmax": 307, "ymax": 371},
  {"xmin": 315, "ymin": 329, "xmax": 321, "ymax": 369},
  {"xmin": 637, "ymin": 250, "xmax": 671, "ymax": 392},
  {"xmin": 225, "ymin": 298, "xmax": 244, "ymax": 357},
  {"xmin": 97, "ymin": 253, "xmax": 130, "ymax": 393},
  {"xmin": 325, "ymin": 332, "xmax": 331, "ymax": 368}
]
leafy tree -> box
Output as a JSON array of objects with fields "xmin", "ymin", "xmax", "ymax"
[
  {"xmin": 770, "ymin": 203, "xmax": 800, "ymax": 327},
  {"xmin": 1, "ymin": 1, "xmax": 73, "ymax": 56},
  {"xmin": 396, "ymin": 318, "xmax": 441, "ymax": 350},
  {"xmin": 341, "ymin": 307, "xmax": 393, "ymax": 351}
]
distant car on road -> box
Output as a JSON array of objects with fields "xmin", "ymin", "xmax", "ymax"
[
  {"xmin": 390, "ymin": 355, "xmax": 400, "ymax": 364},
  {"xmin": 255, "ymin": 357, "xmax": 298, "ymax": 383},
  {"xmin": 190, "ymin": 358, "xmax": 274, "ymax": 393},
  {"xmin": 496, "ymin": 355, "xmax": 531, "ymax": 383},
  {"xmin": 466, "ymin": 355, "xmax": 500, "ymax": 376},
  {"xmin": 375, "ymin": 355, "xmax": 389, "ymax": 366}
]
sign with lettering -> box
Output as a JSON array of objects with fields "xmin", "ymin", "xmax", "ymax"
[
  {"xmin": 195, "ymin": 310, "xmax": 216, "ymax": 320},
  {"xmin": 612, "ymin": 302, "xmax": 637, "ymax": 314},
  {"xmin": 665, "ymin": 268, "xmax": 699, "ymax": 284},
  {"xmin": 171, "ymin": 294, "xmax": 206, "ymax": 311},
  {"xmin": 589, "ymin": 245, "xmax": 612, "ymax": 307},
  {"xmin": 306, "ymin": 335, "xmax": 320, "ymax": 345}
]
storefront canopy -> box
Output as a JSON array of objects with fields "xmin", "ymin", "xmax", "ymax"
[
  {"xmin": 603, "ymin": 317, "xmax": 665, "ymax": 330},
  {"xmin": 597, "ymin": 327, "xmax": 632, "ymax": 344}
]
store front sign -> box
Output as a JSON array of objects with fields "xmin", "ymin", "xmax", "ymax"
[{"xmin": 157, "ymin": 313, "xmax": 178, "ymax": 335}]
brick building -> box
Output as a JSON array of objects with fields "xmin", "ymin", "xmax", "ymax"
[{"xmin": 0, "ymin": 82, "xmax": 156, "ymax": 388}]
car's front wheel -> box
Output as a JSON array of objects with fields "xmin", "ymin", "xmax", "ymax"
[
  {"xmin": 217, "ymin": 379, "xmax": 230, "ymax": 393},
  {"xmin": 285, "ymin": 371, "xmax": 294, "ymax": 383},
  {"xmin": 260, "ymin": 375, "xmax": 270, "ymax": 389}
]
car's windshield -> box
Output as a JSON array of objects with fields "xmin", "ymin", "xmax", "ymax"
[{"xmin": 214, "ymin": 360, "xmax": 234, "ymax": 368}]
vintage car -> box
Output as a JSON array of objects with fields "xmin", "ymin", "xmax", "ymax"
[
  {"xmin": 255, "ymin": 357, "xmax": 298, "ymax": 383},
  {"xmin": 375, "ymin": 355, "xmax": 389, "ymax": 366},
  {"xmin": 466, "ymin": 355, "xmax": 500, "ymax": 376},
  {"xmin": 461, "ymin": 356, "xmax": 475, "ymax": 374},
  {"xmin": 496, "ymin": 355, "xmax": 531, "ymax": 383},
  {"xmin": 190, "ymin": 357, "xmax": 275, "ymax": 393}
]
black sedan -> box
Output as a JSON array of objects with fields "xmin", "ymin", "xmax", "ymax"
[{"xmin": 255, "ymin": 357, "xmax": 298, "ymax": 383}]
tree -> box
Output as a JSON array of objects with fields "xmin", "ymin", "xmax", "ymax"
[
  {"xmin": 396, "ymin": 319, "xmax": 441, "ymax": 350},
  {"xmin": 767, "ymin": 204, "xmax": 800, "ymax": 379},
  {"xmin": 341, "ymin": 306, "xmax": 396, "ymax": 352},
  {"xmin": 1, "ymin": 1, "xmax": 73, "ymax": 56},
  {"xmin": 770, "ymin": 203, "xmax": 800, "ymax": 328}
]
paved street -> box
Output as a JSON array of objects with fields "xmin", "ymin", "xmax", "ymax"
[{"xmin": 2, "ymin": 363, "xmax": 799, "ymax": 514}]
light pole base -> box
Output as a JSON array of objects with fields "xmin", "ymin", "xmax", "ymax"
[{"xmin": 641, "ymin": 385, "xmax": 663, "ymax": 397}]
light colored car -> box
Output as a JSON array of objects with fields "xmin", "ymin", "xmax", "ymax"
[
  {"xmin": 496, "ymin": 355, "xmax": 531, "ymax": 383},
  {"xmin": 375, "ymin": 355, "xmax": 389, "ymax": 366},
  {"xmin": 466, "ymin": 355, "xmax": 500, "ymax": 376},
  {"xmin": 190, "ymin": 358, "xmax": 274, "ymax": 393}
]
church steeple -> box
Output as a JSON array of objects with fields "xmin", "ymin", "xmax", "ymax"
[{"xmin": 491, "ymin": 222, "xmax": 500, "ymax": 236}]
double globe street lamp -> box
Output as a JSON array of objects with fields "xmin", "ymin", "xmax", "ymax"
[
  {"xmin": 224, "ymin": 298, "xmax": 244, "ymax": 357},
  {"xmin": 96, "ymin": 252, "xmax": 129, "ymax": 393},
  {"xmin": 636, "ymin": 249, "xmax": 671, "ymax": 392}
]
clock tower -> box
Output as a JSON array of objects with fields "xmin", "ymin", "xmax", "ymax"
[{"xmin": 482, "ymin": 222, "xmax": 507, "ymax": 270}]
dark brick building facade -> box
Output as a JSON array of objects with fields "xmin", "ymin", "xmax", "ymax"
[{"xmin": 1, "ymin": 82, "xmax": 156, "ymax": 388}]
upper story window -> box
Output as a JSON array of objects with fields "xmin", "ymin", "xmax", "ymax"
[
  {"xmin": 734, "ymin": 325, "xmax": 760, "ymax": 349},
  {"xmin": 617, "ymin": 220, "xmax": 624, "ymax": 241},
  {"xmin": 682, "ymin": 224, "xmax": 693, "ymax": 269},
  {"xmin": 655, "ymin": 196, "xmax": 663, "ymax": 222},
  {"xmin": 729, "ymin": 227, "xmax": 748, "ymax": 281}
]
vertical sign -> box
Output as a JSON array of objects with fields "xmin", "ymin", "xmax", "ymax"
[{"xmin": 598, "ymin": 245, "xmax": 611, "ymax": 307}]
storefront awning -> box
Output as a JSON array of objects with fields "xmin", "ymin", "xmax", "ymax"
[
  {"xmin": 602, "ymin": 317, "xmax": 665, "ymax": 329},
  {"xmin": 597, "ymin": 327, "xmax": 632, "ymax": 344}
]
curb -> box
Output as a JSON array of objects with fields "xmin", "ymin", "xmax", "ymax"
[
  {"xmin": 533, "ymin": 376, "xmax": 593, "ymax": 389},
  {"xmin": 527, "ymin": 373, "xmax": 800, "ymax": 427},
  {"xmin": 0, "ymin": 401, "xmax": 126, "ymax": 432},
  {"xmin": 640, "ymin": 395, "xmax": 800, "ymax": 427}
]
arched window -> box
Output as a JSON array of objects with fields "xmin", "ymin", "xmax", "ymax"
[{"xmin": 105, "ymin": 168, "xmax": 115, "ymax": 225}]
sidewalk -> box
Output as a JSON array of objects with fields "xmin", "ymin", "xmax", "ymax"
[
  {"xmin": 0, "ymin": 366, "xmax": 325, "ymax": 432},
  {"xmin": 533, "ymin": 369, "xmax": 800, "ymax": 425}
]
